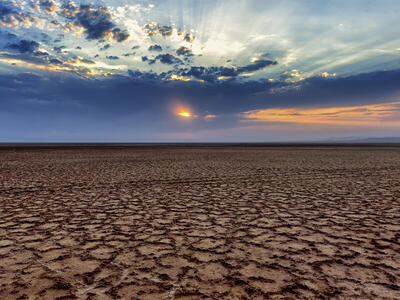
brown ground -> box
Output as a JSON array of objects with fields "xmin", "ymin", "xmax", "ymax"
[{"xmin": 0, "ymin": 145, "xmax": 399, "ymax": 300}]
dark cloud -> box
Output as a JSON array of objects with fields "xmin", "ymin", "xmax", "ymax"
[
  {"xmin": 39, "ymin": 0, "xmax": 57, "ymax": 14},
  {"xmin": 0, "ymin": 51, "xmax": 54, "ymax": 67},
  {"xmin": 34, "ymin": 51, "xmax": 49, "ymax": 56},
  {"xmin": 143, "ymin": 23, "xmax": 173, "ymax": 38},
  {"xmin": 0, "ymin": 49, "xmax": 101, "ymax": 78},
  {"xmin": 0, "ymin": 3, "xmax": 39, "ymax": 28},
  {"xmin": 148, "ymin": 45, "xmax": 163, "ymax": 52},
  {"xmin": 261, "ymin": 52, "xmax": 272, "ymax": 58},
  {"xmin": 49, "ymin": 58, "xmax": 63, "ymax": 64},
  {"xmin": 128, "ymin": 70, "xmax": 160, "ymax": 81},
  {"xmin": 142, "ymin": 53, "xmax": 182, "ymax": 65},
  {"xmin": 238, "ymin": 59, "xmax": 277, "ymax": 72},
  {"xmin": 155, "ymin": 54, "xmax": 183, "ymax": 65},
  {"xmin": 143, "ymin": 23, "xmax": 196, "ymax": 43},
  {"xmin": 53, "ymin": 45, "xmax": 66, "ymax": 53},
  {"xmin": 0, "ymin": 3, "xmax": 13, "ymax": 18},
  {"xmin": 73, "ymin": 5, "xmax": 114, "ymax": 40},
  {"xmin": 112, "ymin": 28, "xmax": 130, "ymax": 42},
  {"xmin": 183, "ymin": 32, "xmax": 195, "ymax": 43},
  {"xmin": 158, "ymin": 25, "xmax": 173, "ymax": 37},
  {"xmin": 100, "ymin": 44, "xmax": 110, "ymax": 51},
  {"xmin": 142, "ymin": 56, "xmax": 157, "ymax": 65},
  {"xmin": 41, "ymin": 33, "xmax": 51, "ymax": 42},
  {"xmin": 0, "ymin": 3, "xmax": 17, "ymax": 26},
  {"xmin": 106, "ymin": 56, "xmax": 119, "ymax": 60},
  {"xmin": 60, "ymin": 3, "xmax": 129, "ymax": 42},
  {"xmin": 79, "ymin": 58, "xmax": 95, "ymax": 64},
  {"xmin": 7, "ymin": 40, "xmax": 39, "ymax": 54},
  {"xmin": 176, "ymin": 46, "xmax": 193, "ymax": 57},
  {"xmin": 7, "ymin": 33, "xmax": 17, "ymax": 39},
  {"xmin": 59, "ymin": 1, "xmax": 78, "ymax": 19},
  {"xmin": 50, "ymin": 19, "xmax": 61, "ymax": 26},
  {"xmin": 175, "ymin": 59, "xmax": 277, "ymax": 82}
]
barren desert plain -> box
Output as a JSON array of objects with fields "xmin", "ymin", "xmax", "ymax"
[{"xmin": 0, "ymin": 145, "xmax": 399, "ymax": 300}]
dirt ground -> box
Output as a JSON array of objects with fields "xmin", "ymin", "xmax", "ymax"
[{"xmin": 0, "ymin": 145, "xmax": 399, "ymax": 299}]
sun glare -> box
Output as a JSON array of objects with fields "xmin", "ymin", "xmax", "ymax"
[{"xmin": 177, "ymin": 110, "xmax": 192, "ymax": 118}]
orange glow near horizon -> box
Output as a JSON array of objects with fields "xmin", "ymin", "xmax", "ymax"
[{"xmin": 242, "ymin": 101, "xmax": 400, "ymax": 126}]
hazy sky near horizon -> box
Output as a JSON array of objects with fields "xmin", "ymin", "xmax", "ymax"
[{"xmin": 1, "ymin": 0, "xmax": 400, "ymax": 141}]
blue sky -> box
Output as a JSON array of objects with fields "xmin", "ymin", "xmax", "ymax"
[{"xmin": 1, "ymin": 0, "xmax": 400, "ymax": 141}]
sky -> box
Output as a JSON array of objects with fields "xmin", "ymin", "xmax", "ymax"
[{"xmin": 1, "ymin": 0, "xmax": 400, "ymax": 142}]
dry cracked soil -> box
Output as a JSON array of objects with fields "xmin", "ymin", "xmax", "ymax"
[{"xmin": 0, "ymin": 145, "xmax": 399, "ymax": 299}]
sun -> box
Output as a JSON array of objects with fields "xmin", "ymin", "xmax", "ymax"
[{"xmin": 177, "ymin": 110, "xmax": 192, "ymax": 118}]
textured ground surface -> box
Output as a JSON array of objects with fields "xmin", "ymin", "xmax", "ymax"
[{"xmin": 0, "ymin": 145, "xmax": 399, "ymax": 300}]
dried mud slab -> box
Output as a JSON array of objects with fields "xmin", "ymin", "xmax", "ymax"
[{"xmin": 0, "ymin": 146, "xmax": 399, "ymax": 299}]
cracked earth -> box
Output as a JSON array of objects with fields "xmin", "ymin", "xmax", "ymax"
[{"xmin": 0, "ymin": 146, "xmax": 399, "ymax": 299}]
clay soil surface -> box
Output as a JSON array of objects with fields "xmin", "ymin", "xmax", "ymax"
[{"xmin": 0, "ymin": 145, "xmax": 399, "ymax": 299}]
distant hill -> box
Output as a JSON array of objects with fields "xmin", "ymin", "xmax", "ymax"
[{"xmin": 320, "ymin": 137, "xmax": 400, "ymax": 143}]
